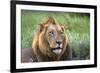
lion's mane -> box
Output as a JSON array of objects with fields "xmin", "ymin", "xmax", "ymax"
[{"xmin": 32, "ymin": 17, "xmax": 72, "ymax": 61}]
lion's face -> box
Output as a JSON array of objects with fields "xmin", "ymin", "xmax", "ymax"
[
  {"xmin": 32, "ymin": 17, "xmax": 71, "ymax": 61},
  {"xmin": 45, "ymin": 24, "xmax": 65, "ymax": 54}
]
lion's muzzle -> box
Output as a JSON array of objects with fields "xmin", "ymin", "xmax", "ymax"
[{"xmin": 51, "ymin": 42, "xmax": 63, "ymax": 54}]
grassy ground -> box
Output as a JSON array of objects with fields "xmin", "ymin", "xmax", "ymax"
[{"xmin": 21, "ymin": 10, "xmax": 90, "ymax": 60}]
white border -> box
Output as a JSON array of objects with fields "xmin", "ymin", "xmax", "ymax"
[{"xmin": 16, "ymin": 4, "xmax": 94, "ymax": 69}]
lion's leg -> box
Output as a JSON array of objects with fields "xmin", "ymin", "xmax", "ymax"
[{"xmin": 21, "ymin": 48, "xmax": 37, "ymax": 62}]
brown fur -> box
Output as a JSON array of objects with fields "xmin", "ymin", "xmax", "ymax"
[{"xmin": 32, "ymin": 17, "xmax": 72, "ymax": 62}]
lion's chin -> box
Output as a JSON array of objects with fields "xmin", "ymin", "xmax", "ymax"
[{"xmin": 52, "ymin": 48, "xmax": 62, "ymax": 54}]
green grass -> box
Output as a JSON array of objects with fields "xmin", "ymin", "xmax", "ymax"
[{"xmin": 21, "ymin": 10, "xmax": 90, "ymax": 60}]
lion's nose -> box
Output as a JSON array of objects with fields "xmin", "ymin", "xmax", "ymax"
[{"xmin": 56, "ymin": 41, "xmax": 62, "ymax": 45}]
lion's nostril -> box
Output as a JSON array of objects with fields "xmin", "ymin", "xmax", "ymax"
[{"xmin": 56, "ymin": 42, "xmax": 61, "ymax": 45}]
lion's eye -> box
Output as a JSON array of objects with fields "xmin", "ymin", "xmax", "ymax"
[
  {"xmin": 61, "ymin": 31, "xmax": 64, "ymax": 37},
  {"xmin": 61, "ymin": 31, "xmax": 63, "ymax": 34},
  {"xmin": 49, "ymin": 31, "xmax": 53, "ymax": 34},
  {"xmin": 49, "ymin": 31, "xmax": 54, "ymax": 36}
]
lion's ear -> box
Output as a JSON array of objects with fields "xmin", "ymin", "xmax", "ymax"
[
  {"xmin": 47, "ymin": 17, "xmax": 56, "ymax": 24},
  {"xmin": 39, "ymin": 24, "xmax": 44, "ymax": 32},
  {"xmin": 65, "ymin": 25, "xmax": 68, "ymax": 29},
  {"xmin": 61, "ymin": 25, "xmax": 65, "ymax": 31},
  {"xmin": 39, "ymin": 23, "xmax": 48, "ymax": 32},
  {"xmin": 61, "ymin": 25, "xmax": 69, "ymax": 31}
]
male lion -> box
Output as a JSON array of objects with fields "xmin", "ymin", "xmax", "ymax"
[{"xmin": 21, "ymin": 17, "xmax": 72, "ymax": 62}]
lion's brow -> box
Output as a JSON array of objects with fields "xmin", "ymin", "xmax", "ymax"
[
  {"xmin": 56, "ymin": 25, "xmax": 62, "ymax": 31},
  {"xmin": 49, "ymin": 25, "xmax": 62, "ymax": 32}
]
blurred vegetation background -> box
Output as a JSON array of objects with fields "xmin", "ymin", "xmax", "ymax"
[{"xmin": 21, "ymin": 10, "xmax": 90, "ymax": 60}]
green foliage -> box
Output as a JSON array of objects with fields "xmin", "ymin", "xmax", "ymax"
[{"xmin": 21, "ymin": 10, "xmax": 90, "ymax": 60}]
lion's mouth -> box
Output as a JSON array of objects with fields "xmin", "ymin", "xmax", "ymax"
[{"xmin": 52, "ymin": 47, "xmax": 62, "ymax": 54}]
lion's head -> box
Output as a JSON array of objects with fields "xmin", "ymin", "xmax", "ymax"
[
  {"xmin": 32, "ymin": 17, "xmax": 70, "ymax": 61},
  {"xmin": 44, "ymin": 23, "xmax": 65, "ymax": 54}
]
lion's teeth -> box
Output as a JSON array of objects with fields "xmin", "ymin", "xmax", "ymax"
[{"xmin": 53, "ymin": 49, "xmax": 61, "ymax": 54}]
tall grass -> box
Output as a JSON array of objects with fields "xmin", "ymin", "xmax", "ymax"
[{"xmin": 21, "ymin": 10, "xmax": 90, "ymax": 60}]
